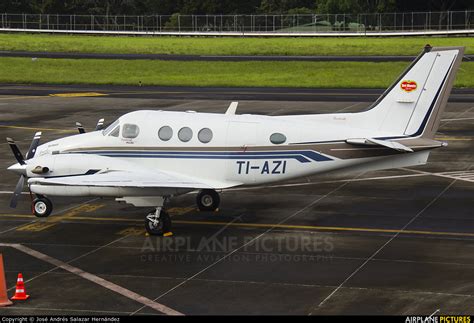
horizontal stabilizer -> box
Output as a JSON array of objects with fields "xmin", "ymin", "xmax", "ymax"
[{"xmin": 346, "ymin": 138, "xmax": 414, "ymax": 153}]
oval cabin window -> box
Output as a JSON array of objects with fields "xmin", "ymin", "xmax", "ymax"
[
  {"xmin": 270, "ymin": 133, "xmax": 286, "ymax": 144},
  {"xmin": 198, "ymin": 128, "xmax": 213, "ymax": 143},
  {"xmin": 178, "ymin": 127, "xmax": 193, "ymax": 142},
  {"xmin": 158, "ymin": 126, "xmax": 173, "ymax": 141}
]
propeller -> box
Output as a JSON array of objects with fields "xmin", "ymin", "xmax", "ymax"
[
  {"xmin": 7, "ymin": 137, "xmax": 25, "ymax": 165},
  {"xmin": 6, "ymin": 132, "xmax": 42, "ymax": 208},
  {"xmin": 26, "ymin": 132, "xmax": 42, "ymax": 159},
  {"xmin": 76, "ymin": 122, "xmax": 85, "ymax": 134},
  {"xmin": 10, "ymin": 174, "xmax": 24, "ymax": 208},
  {"xmin": 76, "ymin": 118, "xmax": 105, "ymax": 133},
  {"xmin": 95, "ymin": 118, "xmax": 105, "ymax": 131}
]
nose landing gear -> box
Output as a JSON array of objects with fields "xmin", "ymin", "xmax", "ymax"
[
  {"xmin": 196, "ymin": 189, "xmax": 220, "ymax": 212},
  {"xmin": 32, "ymin": 195, "xmax": 53, "ymax": 218}
]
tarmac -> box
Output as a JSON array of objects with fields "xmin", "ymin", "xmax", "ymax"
[
  {"xmin": 1, "ymin": 50, "xmax": 473, "ymax": 62},
  {"xmin": 1, "ymin": 83, "xmax": 474, "ymax": 102},
  {"xmin": 0, "ymin": 85, "xmax": 473, "ymax": 315}
]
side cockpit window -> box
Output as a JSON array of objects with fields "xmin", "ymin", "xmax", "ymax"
[
  {"xmin": 122, "ymin": 124, "xmax": 140, "ymax": 139},
  {"xmin": 103, "ymin": 119, "xmax": 120, "ymax": 136},
  {"xmin": 109, "ymin": 126, "xmax": 120, "ymax": 137}
]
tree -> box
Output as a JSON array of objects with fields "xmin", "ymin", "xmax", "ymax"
[
  {"xmin": 164, "ymin": 12, "xmax": 180, "ymax": 29},
  {"xmin": 287, "ymin": 7, "xmax": 313, "ymax": 14},
  {"xmin": 316, "ymin": 0, "xmax": 396, "ymax": 14},
  {"xmin": 0, "ymin": 0, "xmax": 472, "ymax": 15},
  {"xmin": 259, "ymin": 0, "xmax": 315, "ymax": 14}
]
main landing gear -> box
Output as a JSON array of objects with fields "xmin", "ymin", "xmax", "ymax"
[
  {"xmin": 116, "ymin": 196, "xmax": 173, "ymax": 237},
  {"xmin": 145, "ymin": 206, "xmax": 172, "ymax": 236},
  {"xmin": 32, "ymin": 195, "xmax": 53, "ymax": 218},
  {"xmin": 196, "ymin": 189, "xmax": 220, "ymax": 212},
  {"xmin": 143, "ymin": 189, "xmax": 221, "ymax": 236}
]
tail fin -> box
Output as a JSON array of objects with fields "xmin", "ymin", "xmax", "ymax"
[{"xmin": 362, "ymin": 45, "xmax": 464, "ymax": 139}]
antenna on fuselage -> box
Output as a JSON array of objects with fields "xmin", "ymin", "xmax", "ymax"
[{"xmin": 225, "ymin": 102, "xmax": 239, "ymax": 115}]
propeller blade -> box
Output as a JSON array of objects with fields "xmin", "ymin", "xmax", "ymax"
[
  {"xmin": 25, "ymin": 131, "xmax": 42, "ymax": 160},
  {"xmin": 6, "ymin": 137, "xmax": 25, "ymax": 165},
  {"xmin": 10, "ymin": 175, "xmax": 25, "ymax": 208},
  {"xmin": 76, "ymin": 122, "xmax": 85, "ymax": 134},
  {"xmin": 95, "ymin": 118, "xmax": 105, "ymax": 131}
]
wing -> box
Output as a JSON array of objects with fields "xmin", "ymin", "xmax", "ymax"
[{"xmin": 29, "ymin": 170, "xmax": 214, "ymax": 189}]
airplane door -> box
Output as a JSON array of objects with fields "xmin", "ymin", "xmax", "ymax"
[{"xmin": 226, "ymin": 121, "xmax": 258, "ymax": 183}]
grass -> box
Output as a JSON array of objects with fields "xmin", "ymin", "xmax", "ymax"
[
  {"xmin": 0, "ymin": 33, "xmax": 472, "ymax": 56},
  {"xmin": 0, "ymin": 57, "xmax": 472, "ymax": 88}
]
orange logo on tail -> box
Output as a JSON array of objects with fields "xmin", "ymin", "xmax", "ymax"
[{"xmin": 401, "ymin": 80, "xmax": 417, "ymax": 92}]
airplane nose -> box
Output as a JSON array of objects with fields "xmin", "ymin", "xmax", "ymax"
[{"xmin": 7, "ymin": 163, "xmax": 27, "ymax": 176}]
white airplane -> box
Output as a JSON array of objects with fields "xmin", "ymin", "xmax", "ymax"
[{"xmin": 6, "ymin": 45, "xmax": 464, "ymax": 235}]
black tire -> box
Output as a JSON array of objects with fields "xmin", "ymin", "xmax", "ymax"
[
  {"xmin": 32, "ymin": 197, "xmax": 53, "ymax": 217},
  {"xmin": 144, "ymin": 210, "xmax": 172, "ymax": 236},
  {"xmin": 196, "ymin": 189, "xmax": 220, "ymax": 212}
]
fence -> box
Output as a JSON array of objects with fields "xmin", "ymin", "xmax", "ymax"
[{"xmin": 0, "ymin": 11, "xmax": 473, "ymax": 35}]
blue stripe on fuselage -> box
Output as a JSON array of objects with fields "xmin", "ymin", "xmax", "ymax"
[{"xmin": 71, "ymin": 150, "xmax": 333, "ymax": 163}]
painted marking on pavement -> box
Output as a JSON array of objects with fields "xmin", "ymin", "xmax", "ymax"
[
  {"xmin": 434, "ymin": 136, "xmax": 473, "ymax": 141},
  {"xmin": 0, "ymin": 124, "xmax": 75, "ymax": 133},
  {"xmin": 3, "ymin": 214, "xmax": 474, "ymax": 238},
  {"xmin": 49, "ymin": 92, "xmax": 108, "ymax": 97},
  {"xmin": 16, "ymin": 222, "xmax": 56, "ymax": 232},
  {"xmin": 0, "ymin": 243, "xmax": 183, "ymax": 315},
  {"xmin": 117, "ymin": 227, "xmax": 144, "ymax": 236},
  {"xmin": 0, "ymin": 95, "xmax": 48, "ymax": 101},
  {"xmin": 172, "ymin": 220, "xmax": 474, "ymax": 238},
  {"xmin": 16, "ymin": 203, "xmax": 105, "ymax": 232},
  {"xmin": 167, "ymin": 206, "xmax": 195, "ymax": 216},
  {"xmin": 313, "ymin": 179, "xmax": 457, "ymax": 310}
]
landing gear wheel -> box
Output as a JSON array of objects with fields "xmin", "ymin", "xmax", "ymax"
[
  {"xmin": 196, "ymin": 189, "xmax": 220, "ymax": 212},
  {"xmin": 32, "ymin": 197, "xmax": 53, "ymax": 217},
  {"xmin": 145, "ymin": 210, "xmax": 171, "ymax": 236}
]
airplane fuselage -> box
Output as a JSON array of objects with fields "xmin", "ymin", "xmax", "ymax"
[{"xmin": 25, "ymin": 110, "xmax": 431, "ymax": 199}]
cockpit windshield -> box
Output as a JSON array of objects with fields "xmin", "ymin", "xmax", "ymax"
[{"xmin": 102, "ymin": 119, "xmax": 120, "ymax": 136}]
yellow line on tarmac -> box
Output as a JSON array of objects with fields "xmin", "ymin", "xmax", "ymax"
[
  {"xmin": 14, "ymin": 203, "xmax": 105, "ymax": 232},
  {"xmin": 172, "ymin": 220, "xmax": 474, "ymax": 237},
  {"xmin": 49, "ymin": 92, "xmax": 108, "ymax": 98},
  {"xmin": 2, "ymin": 213, "xmax": 474, "ymax": 238},
  {"xmin": 0, "ymin": 214, "xmax": 130, "ymax": 221},
  {"xmin": 74, "ymin": 216, "xmax": 139, "ymax": 222},
  {"xmin": 0, "ymin": 125, "xmax": 75, "ymax": 133},
  {"xmin": 0, "ymin": 214, "xmax": 36, "ymax": 218},
  {"xmin": 0, "ymin": 95, "xmax": 48, "ymax": 101},
  {"xmin": 435, "ymin": 136, "xmax": 473, "ymax": 141},
  {"xmin": 51, "ymin": 203, "xmax": 105, "ymax": 223}
]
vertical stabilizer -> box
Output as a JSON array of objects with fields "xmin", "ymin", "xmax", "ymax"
[{"xmin": 360, "ymin": 46, "xmax": 464, "ymax": 139}]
